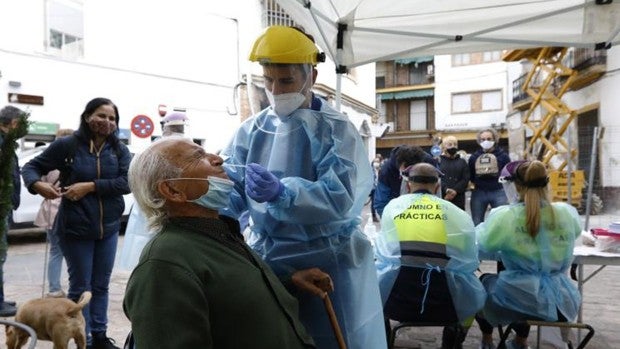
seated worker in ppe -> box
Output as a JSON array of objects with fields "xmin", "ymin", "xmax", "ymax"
[
  {"xmin": 123, "ymin": 136, "xmax": 334, "ymax": 349},
  {"xmin": 374, "ymin": 145, "xmax": 436, "ymax": 217},
  {"xmin": 375, "ymin": 163, "xmax": 486, "ymax": 349},
  {"xmin": 220, "ymin": 26, "xmax": 387, "ymax": 349},
  {"xmin": 475, "ymin": 160, "xmax": 582, "ymax": 349}
]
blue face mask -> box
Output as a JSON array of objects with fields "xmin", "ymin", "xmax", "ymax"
[
  {"xmin": 190, "ymin": 176, "xmax": 235, "ymax": 210},
  {"xmin": 167, "ymin": 176, "xmax": 234, "ymax": 210}
]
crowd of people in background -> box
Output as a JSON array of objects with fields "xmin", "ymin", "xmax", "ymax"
[
  {"xmin": 0, "ymin": 24, "xmax": 583, "ymax": 349},
  {"xmin": 370, "ymin": 129, "xmax": 579, "ymax": 349}
]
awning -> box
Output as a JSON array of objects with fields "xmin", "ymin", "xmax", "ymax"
[
  {"xmin": 395, "ymin": 56, "xmax": 434, "ymax": 65},
  {"xmin": 379, "ymin": 88, "xmax": 434, "ymax": 101},
  {"xmin": 275, "ymin": 1, "xmax": 620, "ymax": 69}
]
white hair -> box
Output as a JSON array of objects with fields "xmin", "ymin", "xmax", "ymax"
[{"xmin": 128, "ymin": 136, "xmax": 184, "ymax": 233}]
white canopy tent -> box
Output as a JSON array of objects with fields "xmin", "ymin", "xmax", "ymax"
[{"xmin": 274, "ymin": 0, "xmax": 620, "ymax": 108}]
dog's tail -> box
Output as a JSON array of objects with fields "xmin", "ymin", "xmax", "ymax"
[{"xmin": 67, "ymin": 291, "xmax": 92, "ymax": 317}]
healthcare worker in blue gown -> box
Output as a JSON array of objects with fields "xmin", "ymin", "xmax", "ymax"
[{"xmin": 220, "ymin": 25, "xmax": 387, "ymax": 349}]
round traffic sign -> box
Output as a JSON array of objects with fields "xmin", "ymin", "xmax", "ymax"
[
  {"xmin": 131, "ymin": 115, "xmax": 154, "ymax": 138},
  {"xmin": 430, "ymin": 145, "xmax": 442, "ymax": 157}
]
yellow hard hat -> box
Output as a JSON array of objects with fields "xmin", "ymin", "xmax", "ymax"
[{"xmin": 249, "ymin": 26, "xmax": 326, "ymax": 65}]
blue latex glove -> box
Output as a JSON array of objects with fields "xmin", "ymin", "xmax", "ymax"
[{"xmin": 245, "ymin": 163, "xmax": 284, "ymax": 203}]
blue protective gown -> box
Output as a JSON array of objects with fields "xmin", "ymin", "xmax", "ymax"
[
  {"xmin": 375, "ymin": 192, "xmax": 486, "ymax": 322},
  {"xmin": 221, "ymin": 96, "xmax": 387, "ymax": 349},
  {"xmin": 476, "ymin": 202, "xmax": 582, "ymax": 325}
]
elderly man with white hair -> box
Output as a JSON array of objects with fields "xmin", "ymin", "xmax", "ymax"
[
  {"xmin": 123, "ymin": 136, "xmax": 333, "ymax": 349},
  {"xmin": 119, "ymin": 111, "xmax": 189, "ymax": 270}
]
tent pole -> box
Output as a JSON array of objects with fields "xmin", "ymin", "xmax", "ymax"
[
  {"xmin": 335, "ymin": 73, "xmax": 342, "ymax": 111},
  {"xmin": 334, "ymin": 23, "xmax": 348, "ymax": 112}
]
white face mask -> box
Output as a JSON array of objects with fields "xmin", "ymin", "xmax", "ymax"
[
  {"xmin": 480, "ymin": 140, "xmax": 495, "ymax": 150},
  {"xmin": 266, "ymin": 90, "xmax": 306, "ymax": 118}
]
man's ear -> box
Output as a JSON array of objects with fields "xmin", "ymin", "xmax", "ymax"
[{"xmin": 157, "ymin": 181, "xmax": 186, "ymax": 203}]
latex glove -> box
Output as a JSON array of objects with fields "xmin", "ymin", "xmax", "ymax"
[
  {"xmin": 245, "ymin": 163, "xmax": 284, "ymax": 203},
  {"xmin": 291, "ymin": 268, "xmax": 334, "ymax": 298}
]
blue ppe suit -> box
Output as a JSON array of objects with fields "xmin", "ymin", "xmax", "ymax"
[
  {"xmin": 476, "ymin": 202, "xmax": 582, "ymax": 325},
  {"xmin": 375, "ymin": 191, "xmax": 486, "ymax": 323},
  {"xmin": 221, "ymin": 96, "xmax": 387, "ymax": 349}
]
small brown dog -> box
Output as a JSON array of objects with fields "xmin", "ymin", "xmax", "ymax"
[{"xmin": 6, "ymin": 291, "xmax": 91, "ymax": 349}]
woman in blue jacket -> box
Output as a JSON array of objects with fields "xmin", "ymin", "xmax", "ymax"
[{"xmin": 22, "ymin": 97, "xmax": 131, "ymax": 349}]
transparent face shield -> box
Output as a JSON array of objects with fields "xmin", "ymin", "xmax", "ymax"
[
  {"xmin": 255, "ymin": 64, "xmax": 312, "ymax": 135},
  {"xmin": 222, "ymin": 65, "xmax": 313, "ymax": 180}
]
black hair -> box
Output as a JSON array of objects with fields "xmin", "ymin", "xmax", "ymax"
[
  {"xmin": 77, "ymin": 97, "xmax": 121, "ymax": 150},
  {"xmin": 0, "ymin": 106, "xmax": 24, "ymax": 125},
  {"xmin": 395, "ymin": 145, "xmax": 427, "ymax": 168}
]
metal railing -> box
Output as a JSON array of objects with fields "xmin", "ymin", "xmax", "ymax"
[
  {"xmin": 563, "ymin": 48, "xmax": 607, "ymax": 71},
  {"xmin": 0, "ymin": 319, "xmax": 38, "ymax": 349}
]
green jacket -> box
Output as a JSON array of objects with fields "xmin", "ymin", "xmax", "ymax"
[{"xmin": 123, "ymin": 216, "xmax": 315, "ymax": 349}]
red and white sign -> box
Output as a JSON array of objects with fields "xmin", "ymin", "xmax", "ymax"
[{"xmin": 130, "ymin": 115, "xmax": 155, "ymax": 138}]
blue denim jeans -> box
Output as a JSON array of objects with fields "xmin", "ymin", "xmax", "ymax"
[
  {"xmin": 59, "ymin": 232, "xmax": 118, "ymax": 342},
  {"xmin": 470, "ymin": 188, "xmax": 508, "ymax": 225},
  {"xmin": 46, "ymin": 229, "xmax": 64, "ymax": 293}
]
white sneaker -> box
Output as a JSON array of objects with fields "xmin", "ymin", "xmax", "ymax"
[{"xmin": 45, "ymin": 290, "xmax": 66, "ymax": 298}]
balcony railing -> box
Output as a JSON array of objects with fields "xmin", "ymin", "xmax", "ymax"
[
  {"xmin": 560, "ymin": 48, "xmax": 607, "ymax": 90},
  {"xmin": 512, "ymin": 71, "xmax": 546, "ymax": 105},
  {"xmin": 563, "ymin": 48, "xmax": 607, "ymax": 71},
  {"xmin": 512, "ymin": 73, "xmax": 529, "ymax": 104}
]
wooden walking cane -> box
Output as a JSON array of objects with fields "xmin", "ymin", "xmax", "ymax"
[{"xmin": 322, "ymin": 292, "xmax": 347, "ymax": 349}]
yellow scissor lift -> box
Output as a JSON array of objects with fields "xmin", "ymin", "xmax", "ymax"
[{"xmin": 502, "ymin": 47, "xmax": 584, "ymax": 206}]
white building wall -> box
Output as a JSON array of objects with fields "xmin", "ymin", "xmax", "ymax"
[
  {"xmin": 315, "ymin": 64, "xmax": 377, "ymax": 107},
  {"xmin": 563, "ymin": 46, "xmax": 620, "ymax": 188},
  {"xmin": 598, "ymin": 47, "xmax": 620, "ymax": 187},
  {"xmin": 0, "ymin": 0, "xmax": 376, "ymax": 157},
  {"xmin": 434, "ymin": 55, "xmax": 521, "ymax": 131}
]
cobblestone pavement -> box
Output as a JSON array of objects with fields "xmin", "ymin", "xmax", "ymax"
[{"xmin": 0, "ymin": 209, "xmax": 617, "ymax": 348}]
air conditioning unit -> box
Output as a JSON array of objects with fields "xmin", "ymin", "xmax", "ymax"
[{"xmin": 426, "ymin": 64, "xmax": 435, "ymax": 76}]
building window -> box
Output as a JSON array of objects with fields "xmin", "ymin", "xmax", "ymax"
[
  {"xmin": 483, "ymin": 51, "xmax": 501, "ymax": 62},
  {"xmin": 263, "ymin": 0, "xmax": 297, "ymax": 27},
  {"xmin": 376, "ymin": 76, "xmax": 385, "ymax": 89},
  {"xmin": 377, "ymin": 99, "xmax": 387, "ymax": 124},
  {"xmin": 46, "ymin": 0, "xmax": 84, "ymax": 58},
  {"xmin": 451, "ymin": 90, "xmax": 503, "ymax": 113},
  {"xmin": 452, "ymin": 53, "xmax": 470, "ymax": 66},
  {"xmin": 409, "ymin": 100, "xmax": 427, "ymax": 131},
  {"xmin": 452, "ymin": 51, "xmax": 502, "ymax": 66},
  {"xmin": 408, "ymin": 63, "xmax": 430, "ymax": 85}
]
